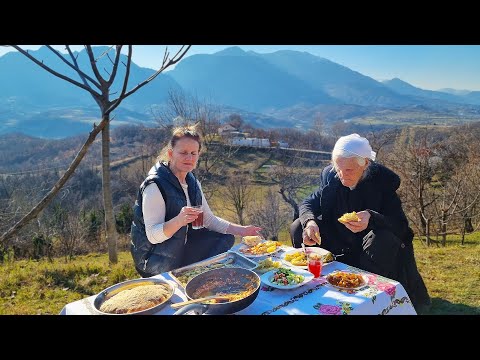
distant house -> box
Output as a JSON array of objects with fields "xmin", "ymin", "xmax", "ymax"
[
  {"xmin": 230, "ymin": 137, "xmax": 271, "ymax": 148},
  {"xmin": 278, "ymin": 141, "xmax": 289, "ymax": 148},
  {"xmin": 218, "ymin": 124, "xmax": 237, "ymax": 135}
]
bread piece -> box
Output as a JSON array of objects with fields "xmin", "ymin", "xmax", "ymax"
[
  {"xmin": 100, "ymin": 284, "xmax": 170, "ymax": 314},
  {"xmin": 242, "ymin": 235, "xmax": 262, "ymax": 247},
  {"xmin": 338, "ymin": 211, "xmax": 360, "ymax": 223}
]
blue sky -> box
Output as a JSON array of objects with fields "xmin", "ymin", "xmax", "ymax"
[{"xmin": 2, "ymin": 45, "xmax": 480, "ymax": 91}]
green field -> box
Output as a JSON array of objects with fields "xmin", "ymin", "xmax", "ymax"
[{"xmin": 0, "ymin": 232, "xmax": 478, "ymax": 315}]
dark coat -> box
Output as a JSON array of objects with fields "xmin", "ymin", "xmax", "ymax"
[
  {"xmin": 298, "ymin": 162, "xmax": 430, "ymax": 309},
  {"xmin": 299, "ymin": 162, "xmax": 412, "ymax": 261}
]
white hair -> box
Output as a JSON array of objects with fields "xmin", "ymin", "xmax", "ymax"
[{"xmin": 332, "ymin": 149, "xmax": 369, "ymax": 173}]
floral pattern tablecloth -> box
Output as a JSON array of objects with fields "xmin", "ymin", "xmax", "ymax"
[{"xmin": 60, "ymin": 246, "xmax": 416, "ymax": 315}]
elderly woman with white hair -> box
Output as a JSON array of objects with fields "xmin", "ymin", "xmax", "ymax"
[{"xmin": 290, "ymin": 134, "xmax": 430, "ymax": 311}]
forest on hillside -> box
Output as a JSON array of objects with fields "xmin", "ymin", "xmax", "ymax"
[{"xmin": 2, "ymin": 118, "xmax": 480, "ymax": 262}]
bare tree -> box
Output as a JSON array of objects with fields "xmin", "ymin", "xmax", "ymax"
[
  {"xmin": 269, "ymin": 158, "xmax": 318, "ymax": 221},
  {"xmin": 228, "ymin": 114, "xmax": 243, "ymax": 129},
  {"xmin": 366, "ymin": 127, "xmax": 400, "ymax": 161},
  {"xmin": 330, "ymin": 120, "xmax": 349, "ymax": 139},
  {"xmin": 383, "ymin": 127, "xmax": 442, "ymax": 246},
  {"xmin": 248, "ymin": 188, "xmax": 289, "ymax": 240},
  {"xmin": 219, "ymin": 172, "xmax": 253, "ymax": 225},
  {"xmin": 154, "ymin": 88, "xmax": 240, "ymax": 186},
  {"xmin": 0, "ymin": 45, "xmax": 190, "ymax": 263}
]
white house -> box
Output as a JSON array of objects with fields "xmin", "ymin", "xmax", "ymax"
[
  {"xmin": 218, "ymin": 124, "xmax": 237, "ymax": 135},
  {"xmin": 230, "ymin": 137, "xmax": 271, "ymax": 148}
]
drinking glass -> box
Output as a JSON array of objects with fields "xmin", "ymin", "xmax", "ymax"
[
  {"xmin": 190, "ymin": 205, "xmax": 204, "ymax": 229},
  {"xmin": 307, "ymin": 251, "xmax": 323, "ymax": 278}
]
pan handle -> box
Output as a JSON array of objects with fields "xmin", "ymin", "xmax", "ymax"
[
  {"xmin": 173, "ymin": 304, "xmax": 208, "ymax": 315},
  {"xmin": 171, "ymin": 295, "xmax": 230, "ymax": 309}
]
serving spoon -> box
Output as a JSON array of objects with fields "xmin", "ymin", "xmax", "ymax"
[{"xmin": 170, "ymin": 295, "xmax": 232, "ymax": 309}]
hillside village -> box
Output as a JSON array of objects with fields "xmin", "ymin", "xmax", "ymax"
[{"xmin": 218, "ymin": 123, "xmax": 289, "ymax": 148}]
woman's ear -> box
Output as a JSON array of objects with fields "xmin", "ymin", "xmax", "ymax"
[{"xmin": 167, "ymin": 148, "xmax": 173, "ymax": 160}]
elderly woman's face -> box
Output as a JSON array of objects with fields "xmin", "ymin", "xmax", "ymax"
[
  {"xmin": 335, "ymin": 157, "xmax": 368, "ymax": 188},
  {"xmin": 168, "ymin": 137, "xmax": 200, "ymax": 174}
]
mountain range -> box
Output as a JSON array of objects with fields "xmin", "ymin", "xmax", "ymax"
[{"xmin": 1, "ymin": 46, "xmax": 480, "ymax": 138}]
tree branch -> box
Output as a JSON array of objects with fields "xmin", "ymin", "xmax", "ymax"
[
  {"xmin": 121, "ymin": 45, "xmax": 191, "ymax": 99},
  {"xmin": 106, "ymin": 46, "xmax": 132, "ymax": 115},
  {"xmin": 85, "ymin": 45, "xmax": 106, "ymax": 86},
  {"xmin": 106, "ymin": 45, "xmax": 123, "ymax": 86},
  {"xmin": 45, "ymin": 45, "xmax": 101, "ymax": 89},
  {"xmin": 9, "ymin": 45, "xmax": 101, "ymax": 97}
]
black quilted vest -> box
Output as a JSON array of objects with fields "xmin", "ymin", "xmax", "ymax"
[{"xmin": 130, "ymin": 162, "xmax": 202, "ymax": 273}]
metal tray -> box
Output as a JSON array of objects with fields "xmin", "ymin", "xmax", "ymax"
[{"xmin": 168, "ymin": 251, "xmax": 257, "ymax": 289}]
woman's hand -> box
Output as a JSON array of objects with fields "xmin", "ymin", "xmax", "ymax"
[
  {"xmin": 177, "ymin": 206, "xmax": 202, "ymax": 226},
  {"xmin": 240, "ymin": 225, "xmax": 262, "ymax": 237},
  {"xmin": 343, "ymin": 210, "xmax": 370, "ymax": 233},
  {"xmin": 303, "ymin": 220, "xmax": 321, "ymax": 246}
]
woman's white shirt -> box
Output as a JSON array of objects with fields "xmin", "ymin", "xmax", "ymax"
[{"xmin": 142, "ymin": 180, "xmax": 231, "ymax": 244}]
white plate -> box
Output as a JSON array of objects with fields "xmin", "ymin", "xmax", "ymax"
[
  {"xmin": 260, "ymin": 268, "xmax": 314, "ymax": 290},
  {"xmin": 237, "ymin": 242, "xmax": 282, "ymax": 258},
  {"xmin": 325, "ymin": 271, "xmax": 368, "ymax": 290},
  {"xmin": 282, "ymin": 248, "xmax": 334, "ymax": 269}
]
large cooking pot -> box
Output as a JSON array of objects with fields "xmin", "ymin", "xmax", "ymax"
[{"xmin": 173, "ymin": 267, "xmax": 261, "ymax": 315}]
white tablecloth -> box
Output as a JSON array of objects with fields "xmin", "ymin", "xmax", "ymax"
[{"xmin": 60, "ymin": 246, "xmax": 416, "ymax": 315}]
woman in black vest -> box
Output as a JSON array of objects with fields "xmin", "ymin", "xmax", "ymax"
[
  {"xmin": 131, "ymin": 125, "xmax": 262, "ymax": 277},
  {"xmin": 290, "ymin": 133, "xmax": 430, "ymax": 311}
]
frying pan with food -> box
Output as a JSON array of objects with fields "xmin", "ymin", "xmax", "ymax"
[{"xmin": 173, "ymin": 267, "xmax": 260, "ymax": 315}]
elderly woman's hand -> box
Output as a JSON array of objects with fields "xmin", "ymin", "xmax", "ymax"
[
  {"xmin": 303, "ymin": 221, "xmax": 321, "ymax": 246},
  {"xmin": 343, "ymin": 210, "xmax": 370, "ymax": 233}
]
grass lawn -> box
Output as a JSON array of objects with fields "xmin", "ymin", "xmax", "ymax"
[{"xmin": 0, "ymin": 232, "xmax": 478, "ymax": 315}]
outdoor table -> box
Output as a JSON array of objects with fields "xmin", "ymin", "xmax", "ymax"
[{"xmin": 60, "ymin": 245, "xmax": 416, "ymax": 315}]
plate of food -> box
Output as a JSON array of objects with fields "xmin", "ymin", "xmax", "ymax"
[
  {"xmin": 325, "ymin": 271, "xmax": 368, "ymax": 290},
  {"xmin": 242, "ymin": 235, "xmax": 264, "ymax": 247},
  {"xmin": 260, "ymin": 267, "xmax": 313, "ymax": 290},
  {"xmin": 252, "ymin": 257, "xmax": 284, "ymax": 274},
  {"xmin": 237, "ymin": 240, "xmax": 283, "ymax": 258},
  {"xmin": 283, "ymin": 247, "xmax": 335, "ymax": 269}
]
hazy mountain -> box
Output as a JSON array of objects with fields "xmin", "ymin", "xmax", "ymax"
[
  {"xmin": 382, "ymin": 78, "xmax": 470, "ymax": 104},
  {"xmin": 2, "ymin": 46, "xmax": 480, "ymax": 139},
  {"xmin": 168, "ymin": 49, "xmax": 338, "ymax": 113},
  {"xmin": 438, "ymin": 88, "xmax": 472, "ymax": 96},
  {"xmin": 462, "ymin": 91, "xmax": 480, "ymax": 104},
  {"xmin": 255, "ymin": 50, "xmax": 415, "ymax": 107}
]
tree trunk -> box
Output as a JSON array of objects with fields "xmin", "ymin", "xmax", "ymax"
[
  {"xmin": 465, "ymin": 217, "xmax": 474, "ymax": 233},
  {"xmin": 426, "ymin": 217, "xmax": 430, "ymax": 246},
  {"xmin": 101, "ymin": 118, "xmax": 118, "ymax": 264},
  {"xmin": 278, "ymin": 189, "xmax": 299, "ymax": 221},
  {"xmin": 441, "ymin": 210, "xmax": 447, "ymax": 247}
]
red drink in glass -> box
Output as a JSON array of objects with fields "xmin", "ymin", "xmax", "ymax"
[
  {"xmin": 191, "ymin": 206, "xmax": 204, "ymax": 229},
  {"xmin": 307, "ymin": 255, "xmax": 322, "ymax": 278}
]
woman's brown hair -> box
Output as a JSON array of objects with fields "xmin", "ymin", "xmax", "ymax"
[{"xmin": 157, "ymin": 124, "xmax": 203, "ymax": 162}]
